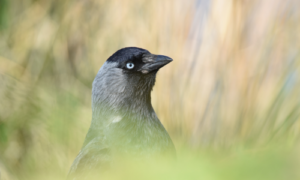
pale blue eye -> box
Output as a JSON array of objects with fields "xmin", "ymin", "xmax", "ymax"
[{"xmin": 126, "ymin": 62, "xmax": 134, "ymax": 69}]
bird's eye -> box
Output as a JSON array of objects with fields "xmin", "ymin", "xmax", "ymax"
[{"xmin": 126, "ymin": 62, "xmax": 135, "ymax": 69}]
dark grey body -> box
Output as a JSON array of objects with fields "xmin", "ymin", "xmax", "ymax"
[{"xmin": 68, "ymin": 47, "xmax": 175, "ymax": 179}]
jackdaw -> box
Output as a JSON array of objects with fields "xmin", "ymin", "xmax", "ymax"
[{"xmin": 68, "ymin": 47, "xmax": 175, "ymax": 179}]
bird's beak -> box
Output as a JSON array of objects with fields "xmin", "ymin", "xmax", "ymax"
[{"xmin": 139, "ymin": 54, "xmax": 173, "ymax": 74}]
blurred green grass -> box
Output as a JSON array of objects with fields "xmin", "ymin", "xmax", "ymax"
[{"xmin": 0, "ymin": 0, "xmax": 300, "ymax": 179}]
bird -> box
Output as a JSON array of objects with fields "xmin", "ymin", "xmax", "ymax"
[{"xmin": 68, "ymin": 47, "xmax": 175, "ymax": 179}]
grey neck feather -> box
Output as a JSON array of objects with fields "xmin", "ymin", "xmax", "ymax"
[
  {"xmin": 81, "ymin": 62, "xmax": 174, "ymax": 156},
  {"xmin": 91, "ymin": 62, "xmax": 157, "ymax": 128}
]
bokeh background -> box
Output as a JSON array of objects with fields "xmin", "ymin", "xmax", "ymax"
[{"xmin": 1, "ymin": 0, "xmax": 300, "ymax": 179}]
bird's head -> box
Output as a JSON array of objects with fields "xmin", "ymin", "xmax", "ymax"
[{"xmin": 92, "ymin": 47, "xmax": 172, "ymax": 111}]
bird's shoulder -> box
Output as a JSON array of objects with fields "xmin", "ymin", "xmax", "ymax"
[{"xmin": 67, "ymin": 137, "xmax": 111, "ymax": 179}]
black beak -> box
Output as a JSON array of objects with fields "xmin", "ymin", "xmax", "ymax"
[{"xmin": 139, "ymin": 54, "xmax": 173, "ymax": 73}]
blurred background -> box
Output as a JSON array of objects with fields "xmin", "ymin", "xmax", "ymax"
[{"xmin": 1, "ymin": 0, "xmax": 300, "ymax": 179}]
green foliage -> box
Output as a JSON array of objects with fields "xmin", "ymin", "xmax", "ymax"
[{"xmin": 0, "ymin": 0, "xmax": 9, "ymax": 30}]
